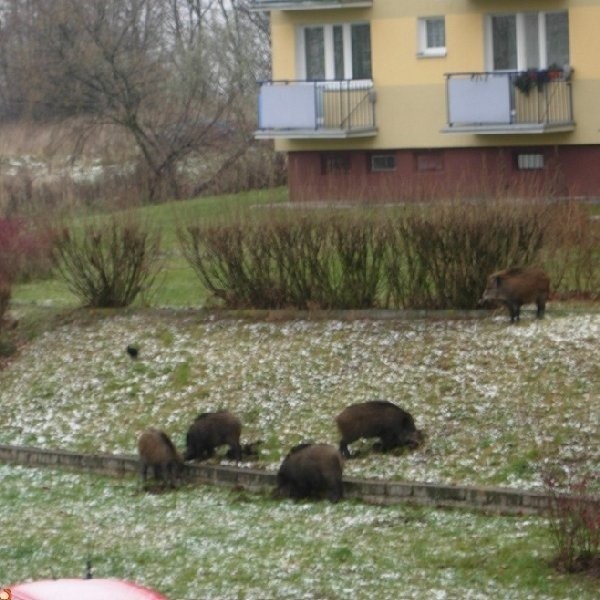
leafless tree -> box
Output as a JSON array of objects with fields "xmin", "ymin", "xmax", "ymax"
[{"xmin": 0, "ymin": 0, "xmax": 273, "ymax": 201}]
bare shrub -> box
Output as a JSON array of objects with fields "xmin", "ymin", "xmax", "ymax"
[
  {"xmin": 544, "ymin": 468, "xmax": 600, "ymax": 577},
  {"xmin": 52, "ymin": 216, "xmax": 162, "ymax": 307},
  {"xmin": 386, "ymin": 199, "xmax": 551, "ymax": 309},
  {"xmin": 179, "ymin": 199, "xmax": 597, "ymax": 311},
  {"xmin": 541, "ymin": 201, "xmax": 600, "ymax": 299},
  {"xmin": 0, "ymin": 217, "xmax": 55, "ymax": 283},
  {"xmin": 179, "ymin": 211, "xmax": 388, "ymax": 309},
  {"xmin": 0, "ymin": 278, "xmax": 13, "ymax": 357},
  {"xmin": 202, "ymin": 144, "xmax": 288, "ymax": 196},
  {"xmin": 0, "ymin": 279, "xmax": 10, "ymax": 323}
]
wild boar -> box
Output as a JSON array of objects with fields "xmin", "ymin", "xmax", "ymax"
[
  {"xmin": 480, "ymin": 266, "xmax": 550, "ymax": 322},
  {"xmin": 335, "ymin": 400, "xmax": 423, "ymax": 458},
  {"xmin": 276, "ymin": 443, "xmax": 343, "ymax": 503},
  {"xmin": 185, "ymin": 410, "xmax": 242, "ymax": 461},
  {"xmin": 137, "ymin": 427, "xmax": 183, "ymax": 489}
]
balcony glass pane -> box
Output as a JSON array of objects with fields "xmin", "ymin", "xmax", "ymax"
[
  {"xmin": 305, "ymin": 27, "xmax": 325, "ymax": 80},
  {"xmin": 523, "ymin": 13, "xmax": 540, "ymax": 69},
  {"xmin": 546, "ymin": 12, "xmax": 569, "ymax": 67},
  {"xmin": 351, "ymin": 23, "xmax": 372, "ymax": 79},
  {"xmin": 492, "ymin": 15, "xmax": 516, "ymax": 70},
  {"xmin": 333, "ymin": 25, "xmax": 344, "ymax": 80}
]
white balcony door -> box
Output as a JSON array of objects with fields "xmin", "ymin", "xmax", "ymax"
[
  {"xmin": 298, "ymin": 23, "xmax": 372, "ymax": 81},
  {"xmin": 486, "ymin": 11, "xmax": 569, "ymax": 71}
]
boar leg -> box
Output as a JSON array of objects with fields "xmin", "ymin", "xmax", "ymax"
[
  {"xmin": 536, "ymin": 298, "xmax": 546, "ymax": 319},
  {"xmin": 140, "ymin": 462, "xmax": 149, "ymax": 486},
  {"xmin": 339, "ymin": 440, "xmax": 351, "ymax": 459},
  {"xmin": 504, "ymin": 301, "xmax": 520, "ymax": 322},
  {"xmin": 227, "ymin": 442, "xmax": 242, "ymax": 461},
  {"xmin": 328, "ymin": 480, "xmax": 343, "ymax": 503}
]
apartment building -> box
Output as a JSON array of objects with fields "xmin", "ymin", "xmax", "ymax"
[{"xmin": 252, "ymin": 1, "xmax": 600, "ymax": 201}]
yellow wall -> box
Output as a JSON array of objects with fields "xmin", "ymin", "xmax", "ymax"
[{"xmin": 269, "ymin": 1, "xmax": 600, "ymax": 152}]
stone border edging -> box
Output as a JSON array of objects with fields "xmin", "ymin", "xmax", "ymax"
[{"xmin": 0, "ymin": 443, "xmax": 558, "ymax": 515}]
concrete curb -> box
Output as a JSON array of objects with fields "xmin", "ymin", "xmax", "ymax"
[{"xmin": 0, "ymin": 443, "xmax": 559, "ymax": 515}]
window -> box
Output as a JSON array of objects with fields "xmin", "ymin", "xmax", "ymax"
[
  {"xmin": 370, "ymin": 154, "xmax": 396, "ymax": 172},
  {"xmin": 321, "ymin": 153, "xmax": 351, "ymax": 175},
  {"xmin": 418, "ymin": 17, "xmax": 446, "ymax": 57},
  {"xmin": 487, "ymin": 11, "xmax": 569, "ymax": 71},
  {"xmin": 415, "ymin": 151, "xmax": 444, "ymax": 172},
  {"xmin": 516, "ymin": 153, "xmax": 545, "ymax": 170},
  {"xmin": 299, "ymin": 23, "xmax": 372, "ymax": 81}
]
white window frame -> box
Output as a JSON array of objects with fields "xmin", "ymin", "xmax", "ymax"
[
  {"xmin": 485, "ymin": 11, "xmax": 568, "ymax": 71},
  {"xmin": 417, "ymin": 17, "xmax": 446, "ymax": 58},
  {"xmin": 297, "ymin": 23, "xmax": 371, "ymax": 81}
]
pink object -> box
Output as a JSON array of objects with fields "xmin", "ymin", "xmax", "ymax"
[{"xmin": 8, "ymin": 579, "xmax": 168, "ymax": 600}]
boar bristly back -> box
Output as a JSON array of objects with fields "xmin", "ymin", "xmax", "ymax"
[
  {"xmin": 185, "ymin": 410, "xmax": 242, "ymax": 461},
  {"xmin": 137, "ymin": 427, "xmax": 183, "ymax": 489},
  {"xmin": 481, "ymin": 266, "xmax": 550, "ymax": 322},
  {"xmin": 335, "ymin": 400, "xmax": 423, "ymax": 458},
  {"xmin": 277, "ymin": 443, "xmax": 344, "ymax": 503}
]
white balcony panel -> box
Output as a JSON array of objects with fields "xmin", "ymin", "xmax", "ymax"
[
  {"xmin": 259, "ymin": 83, "xmax": 316, "ymax": 129},
  {"xmin": 448, "ymin": 75, "xmax": 511, "ymax": 125}
]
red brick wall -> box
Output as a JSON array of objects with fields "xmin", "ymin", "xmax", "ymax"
[{"xmin": 287, "ymin": 145, "xmax": 600, "ymax": 202}]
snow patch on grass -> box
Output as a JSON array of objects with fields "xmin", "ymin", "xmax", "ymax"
[{"xmin": 1, "ymin": 313, "xmax": 598, "ymax": 490}]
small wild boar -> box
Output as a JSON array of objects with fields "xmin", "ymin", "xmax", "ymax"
[
  {"xmin": 335, "ymin": 400, "xmax": 423, "ymax": 458},
  {"xmin": 185, "ymin": 410, "xmax": 242, "ymax": 461},
  {"xmin": 276, "ymin": 443, "xmax": 344, "ymax": 503},
  {"xmin": 137, "ymin": 427, "xmax": 183, "ymax": 489},
  {"xmin": 480, "ymin": 266, "xmax": 550, "ymax": 323}
]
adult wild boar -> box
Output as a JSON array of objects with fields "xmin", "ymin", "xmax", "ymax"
[
  {"xmin": 335, "ymin": 400, "xmax": 423, "ymax": 458},
  {"xmin": 185, "ymin": 410, "xmax": 242, "ymax": 461},
  {"xmin": 480, "ymin": 266, "xmax": 550, "ymax": 323},
  {"xmin": 137, "ymin": 427, "xmax": 183, "ymax": 489},
  {"xmin": 276, "ymin": 443, "xmax": 343, "ymax": 503}
]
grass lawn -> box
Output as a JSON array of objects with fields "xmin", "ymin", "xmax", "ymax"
[{"xmin": 1, "ymin": 465, "xmax": 598, "ymax": 599}]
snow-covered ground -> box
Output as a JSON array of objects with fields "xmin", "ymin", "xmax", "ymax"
[{"xmin": 2, "ymin": 311, "xmax": 598, "ymax": 491}]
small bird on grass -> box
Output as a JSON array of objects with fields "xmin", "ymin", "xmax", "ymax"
[{"xmin": 126, "ymin": 345, "xmax": 139, "ymax": 359}]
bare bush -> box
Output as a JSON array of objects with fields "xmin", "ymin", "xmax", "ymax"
[
  {"xmin": 179, "ymin": 200, "xmax": 598, "ymax": 311},
  {"xmin": 0, "ymin": 217, "xmax": 55, "ymax": 282},
  {"xmin": 52, "ymin": 216, "xmax": 162, "ymax": 307},
  {"xmin": 386, "ymin": 199, "xmax": 552, "ymax": 309},
  {"xmin": 544, "ymin": 468, "xmax": 600, "ymax": 577},
  {"xmin": 0, "ymin": 280, "xmax": 10, "ymax": 323},
  {"xmin": 179, "ymin": 211, "xmax": 388, "ymax": 309},
  {"xmin": 541, "ymin": 201, "xmax": 600, "ymax": 299}
]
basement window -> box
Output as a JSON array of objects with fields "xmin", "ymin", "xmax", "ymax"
[
  {"xmin": 415, "ymin": 151, "xmax": 444, "ymax": 171},
  {"xmin": 516, "ymin": 153, "xmax": 545, "ymax": 170},
  {"xmin": 370, "ymin": 154, "xmax": 396, "ymax": 172},
  {"xmin": 321, "ymin": 153, "xmax": 351, "ymax": 174}
]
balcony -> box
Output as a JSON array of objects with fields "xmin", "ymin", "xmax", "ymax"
[
  {"xmin": 443, "ymin": 71, "xmax": 575, "ymax": 134},
  {"xmin": 250, "ymin": 0, "xmax": 372, "ymax": 10},
  {"xmin": 255, "ymin": 80, "xmax": 377, "ymax": 139}
]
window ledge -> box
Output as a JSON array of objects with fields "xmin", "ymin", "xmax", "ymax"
[{"xmin": 417, "ymin": 48, "xmax": 447, "ymax": 59}]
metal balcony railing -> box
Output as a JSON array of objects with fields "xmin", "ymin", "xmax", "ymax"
[
  {"xmin": 256, "ymin": 80, "xmax": 377, "ymax": 139},
  {"xmin": 444, "ymin": 70, "xmax": 574, "ymax": 134}
]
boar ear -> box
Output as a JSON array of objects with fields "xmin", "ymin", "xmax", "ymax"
[{"xmin": 495, "ymin": 275, "xmax": 502, "ymax": 287}]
